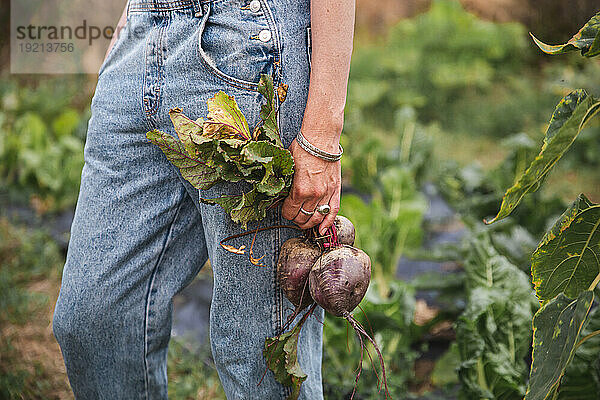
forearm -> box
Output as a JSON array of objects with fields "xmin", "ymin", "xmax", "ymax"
[
  {"xmin": 302, "ymin": 0, "xmax": 355, "ymax": 152},
  {"xmin": 105, "ymin": 5, "xmax": 128, "ymax": 59}
]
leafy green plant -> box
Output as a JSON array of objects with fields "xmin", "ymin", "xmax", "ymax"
[
  {"xmin": 455, "ymin": 233, "xmax": 538, "ymax": 399},
  {"xmin": 484, "ymin": 11, "xmax": 600, "ymax": 400},
  {"xmin": 346, "ymin": 0, "xmax": 556, "ymax": 138},
  {"xmin": 0, "ymin": 77, "xmax": 88, "ymax": 213},
  {"xmin": 147, "ymin": 75, "xmax": 293, "ymax": 228},
  {"xmin": 167, "ymin": 339, "xmax": 226, "ymax": 400},
  {"xmin": 342, "ymin": 166, "xmax": 427, "ymax": 296},
  {"xmin": 0, "ymin": 218, "xmax": 65, "ymax": 399}
]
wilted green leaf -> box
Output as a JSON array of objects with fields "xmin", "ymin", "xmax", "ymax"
[
  {"xmin": 530, "ymin": 12, "xmax": 600, "ymax": 57},
  {"xmin": 204, "ymin": 92, "xmax": 252, "ymax": 141},
  {"xmin": 146, "ymin": 129, "xmax": 219, "ymax": 190},
  {"xmin": 256, "ymin": 74, "xmax": 284, "ymax": 147},
  {"xmin": 264, "ymin": 317, "xmax": 307, "ymax": 400},
  {"xmin": 525, "ymin": 291, "xmax": 594, "ymax": 400},
  {"xmin": 486, "ymin": 90, "xmax": 600, "ymax": 224},
  {"xmin": 531, "ymin": 194, "xmax": 600, "ymax": 303},
  {"xmin": 201, "ymin": 188, "xmax": 275, "ymax": 228},
  {"xmin": 168, "ymin": 108, "xmax": 207, "ymax": 157}
]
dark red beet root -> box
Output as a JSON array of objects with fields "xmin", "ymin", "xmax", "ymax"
[
  {"xmin": 308, "ymin": 245, "xmax": 371, "ymax": 317},
  {"xmin": 277, "ymin": 237, "xmax": 321, "ymax": 310},
  {"xmin": 333, "ymin": 215, "xmax": 355, "ymax": 246}
]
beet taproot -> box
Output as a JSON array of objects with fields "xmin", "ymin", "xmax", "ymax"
[
  {"xmin": 333, "ymin": 215, "xmax": 355, "ymax": 246},
  {"xmin": 308, "ymin": 245, "xmax": 371, "ymax": 317},
  {"xmin": 276, "ymin": 237, "xmax": 321, "ymax": 310}
]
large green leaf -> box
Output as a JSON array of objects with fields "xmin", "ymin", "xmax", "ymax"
[
  {"xmin": 525, "ymin": 291, "xmax": 594, "ymax": 400},
  {"xmin": 168, "ymin": 108, "xmax": 208, "ymax": 158},
  {"xmin": 531, "ymin": 194, "xmax": 600, "ymax": 302},
  {"xmin": 456, "ymin": 234, "xmax": 537, "ymax": 400},
  {"xmin": 146, "ymin": 129, "xmax": 219, "ymax": 190},
  {"xmin": 203, "ymin": 91, "xmax": 252, "ymax": 141},
  {"xmin": 530, "ymin": 12, "xmax": 600, "ymax": 58},
  {"xmin": 557, "ymin": 306, "xmax": 600, "ymax": 399},
  {"xmin": 485, "ymin": 90, "xmax": 600, "ymax": 224},
  {"xmin": 201, "ymin": 188, "xmax": 274, "ymax": 228},
  {"xmin": 241, "ymin": 141, "xmax": 294, "ymax": 175},
  {"xmin": 240, "ymin": 141, "xmax": 294, "ymax": 196},
  {"xmin": 264, "ymin": 317, "xmax": 307, "ymax": 400}
]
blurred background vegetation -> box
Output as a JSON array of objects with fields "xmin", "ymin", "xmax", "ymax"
[{"xmin": 1, "ymin": 0, "xmax": 599, "ymax": 399}]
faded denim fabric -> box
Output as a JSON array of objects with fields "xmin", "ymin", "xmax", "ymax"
[{"xmin": 52, "ymin": 0, "xmax": 323, "ymax": 399}]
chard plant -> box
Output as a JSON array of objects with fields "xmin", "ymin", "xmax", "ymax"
[{"xmin": 485, "ymin": 11, "xmax": 600, "ymax": 400}]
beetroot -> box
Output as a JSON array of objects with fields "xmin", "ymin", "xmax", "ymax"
[
  {"xmin": 266, "ymin": 220, "xmax": 389, "ymax": 400},
  {"xmin": 277, "ymin": 237, "xmax": 321, "ymax": 310},
  {"xmin": 333, "ymin": 215, "xmax": 355, "ymax": 246},
  {"xmin": 308, "ymin": 245, "xmax": 371, "ymax": 317}
]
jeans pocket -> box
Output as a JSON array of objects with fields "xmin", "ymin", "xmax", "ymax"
[{"xmin": 196, "ymin": 1, "xmax": 273, "ymax": 92}]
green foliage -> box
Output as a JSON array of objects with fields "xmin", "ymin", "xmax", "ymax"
[
  {"xmin": 436, "ymin": 132, "xmax": 565, "ymax": 236},
  {"xmin": 531, "ymin": 194, "xmax": 600, "ymax": 302},
  {"xmin": 343, "ymin": 106, "xmax": 436, "ymax": 194},
  {"xmin": 167, "ymin": 339, "xmax": 226, "ymax": 400},
  {"xmin": 0, "ymin": 77, "xmax": 88, "ymax": 213},
  {"xmin": 525, "ymin": 291, "xmax": 594, "ymax": 400},
  {"xmin": 0, "ymin": 218, "xmax": 62, "ymax": 326},
  {"xmin": 341, "ymin": 166, "xmax": 427, "ymax": 295},
  {"xmin": 456, "ymin": 234, "xmax": 538, "ymax": 400},
  {"xmin": 0, "ymin": 218, "xmax": 65, "ymax": 399},
  {"xmin": 263, "ymin": 313, "xmax": 307, "ymax": 400},
  {"xmin": 346, "ymin": 0, "xmax": 554, "ymax": 138},
  {"xmin": 485, "ymin": 12, "xmax": 600, "ymax": 400},
  {"xmin": 486, "ymin": 90, "xmax": 600, "ymax": 224},
  {"xmin": 556, "ymin": 306, "xmax": 600, "ymax": 399},
  {"xmin": 147, "ymin": 75, "xmax": 294, "ymax": 228},
  {"xmin": 531, "ymin": 12, "xmax": 600, "ymax": 57}
]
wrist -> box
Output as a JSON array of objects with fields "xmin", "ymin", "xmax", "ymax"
[
  {"xmin": 299, "ymin": 117, "xmax": 343, "ymax": 153},
  {"xmin": 295, "ymin": 131, "xmax": 343, "ymax": 162}
]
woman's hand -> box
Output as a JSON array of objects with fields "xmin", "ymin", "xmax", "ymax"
[
  {"xmin": 281, "ymin": 0, "xmax": 354, "ymax": 235},
  {"xmin": 281, "ymin": 138, "xmax": 341, "ymax": 235}
]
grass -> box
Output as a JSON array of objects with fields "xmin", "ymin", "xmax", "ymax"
[
  {"xmin": 0, "ymin": 219, "xmax": 71, "ymax": 400},
  {"xmin": 0, "ymin": 218, "xmax": 225, "ymax": 400}
]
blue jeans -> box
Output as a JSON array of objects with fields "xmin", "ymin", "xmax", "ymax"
[{"xmin": 52, "ymin": 0, "xmax": 323, "ymax": 398}]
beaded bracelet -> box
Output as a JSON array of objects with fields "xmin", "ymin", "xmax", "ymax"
[{"xmin": 296, "ymin": 131, "xmax": 343, "ymax": 162}]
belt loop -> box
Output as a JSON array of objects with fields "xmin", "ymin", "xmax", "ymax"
[{"xmin": 193, "ymin": 0, "xmax": 203, "ymax": 17}]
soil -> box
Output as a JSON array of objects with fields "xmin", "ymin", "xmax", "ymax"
[{"xmin": 1, "ymin": 278, "xmax": 73, "ymax": 399}]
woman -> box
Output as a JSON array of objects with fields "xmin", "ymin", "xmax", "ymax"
[{"xmin": 52, "ymin": 0, "xmax": 354, "ymax": 398}]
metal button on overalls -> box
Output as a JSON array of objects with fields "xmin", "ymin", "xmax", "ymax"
[
  {"xmin": 249, "ymin": 0, "xmax": 261, "ymax": 13},
  {"xmin": 258, "ymin": 29, "xmax": 271, "ymax": 42}
]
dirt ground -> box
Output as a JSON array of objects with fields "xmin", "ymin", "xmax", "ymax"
[{"xmin": 1, "ymin": 278, "xmax": 73, "ymax": 399}]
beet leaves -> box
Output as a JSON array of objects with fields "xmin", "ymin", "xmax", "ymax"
[{"xmin": 146, "ymin": 75, "xmax": 293, "ymax": 228}]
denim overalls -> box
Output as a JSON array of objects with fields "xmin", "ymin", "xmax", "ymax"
[{"xmin": 52, "ymin": 0, "xmax": 324, "ymax": 398}]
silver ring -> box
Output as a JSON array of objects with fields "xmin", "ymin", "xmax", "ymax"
[
  {"xmin": 316, "ymin": 204, "xmax": 331, "ymax": 215},
  {"xmin": 299, "ymin": 207, "xmax": 315, "ymax": 216}
]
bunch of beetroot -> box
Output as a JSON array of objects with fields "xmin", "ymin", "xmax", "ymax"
[{"xmin": 265, "ymin": 216, "xmax": 390, "ymax": 400}]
